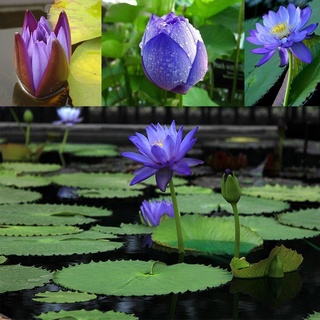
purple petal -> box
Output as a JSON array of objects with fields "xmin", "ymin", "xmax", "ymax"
[
  {"xmin": 256, "ymin": 50, "xmax": 276, "ymax": 67},
  {"xmin": 251, "ymin": 47, "xmax": 270, "ymax": 54},
  {"xmin": 290, "ymin": 42, "xmax": 312, "ymax": 63},
  {"xmin": 131, "ymin": 167, "xmax": 158, "ymax": 186},
  {"xmin": 278, "ymin": 48, "xmax": 288, "ymax": 66},
  {"xmin": 178, "ymin": 127, "xmax": 198, "ymax": 159},
  {"xmin": 183, "ymin": 157, "xmax": 204, "ymax": 167},
  {"xmin": 155, "ymin": 168, "xmax": 173, "ymax": 192},
  {"xmin": 171, "ymin": 161, "xmax": 192, "ymax": 175},
  {"xmin": 122, "ymin": 151, "xmax": 157, "ymax": 167},
  {"xmin": 23, "ymin": 10, "xmax": 38, "ymax": 32},
  {"xmin": 54, "ymin": 11, "xmax": 71, "ymax": 62},
  {"xmin": 246, "ymin": 35, "xmax": 264, "ymax": 45},
  {"xmin": 151, "ymin": 145, "xmax": 168, "ymax": 163},
  {"xmin": 301, "ymin": 23, "xmax": 318, "ymax": 35}
]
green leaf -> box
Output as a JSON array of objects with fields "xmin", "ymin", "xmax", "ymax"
[
  {"xmin": 0, "ymin": 171, "xmax": 51, "ymax": 188},
  {"xmin": 53, "ymin": 260, "xmax": 232, "ymax": 296},
  {"xmin": 92, "ymin": 223, "xmax": 155, "ymax": 235},
  {"xmin": 0, "ymin": 162, "xmax": 61, "ymax": 173},
  {"xmin": 0, "ymin": 256, "xmax": 7, "ymax": 264},
  {"xmin": 68, "ymin": 38, "xmax": 101, "ymax": 106},
  {"xmin": 104, "ymin": 3, "xmax": 144, "ymax": 23},
  {"xmin": 77, "ymin": 188, "xmax": 143, "ymax": 198},
  {"xmin": 304, "ymin": 312, "xmax": 320, "ymax": 320},
  {"xmin": 33, "ymin": 290, "xmax": 96, "ymax": 303},
  {"xmin": 50, "ymin": 0, "xmax": 101, "ymax": 44},
  {"xmin": 183, "ymin": 87, "xmax": 218, "ymax": 106},
  {"xmin": 230, "ymin": 245, "xmax": 303, "ymax": 278},
  {"xmin": 152, "ymin": 214, "xmax": 263, "ymax": 256},
  {"xmin": 0, "ymin": 186, "xmax": 41, "ymax": 204},
  {"xmin": 0, "ymin": 265, "xmax": 52, "ymax": 293}
]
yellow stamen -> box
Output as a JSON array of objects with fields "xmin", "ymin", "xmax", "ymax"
[
  {"xmin": 270, "ymin": 22, "xmax": 290, "ymax": 39},
  {"xmin": 152, "ymin": 139, "xmax": 163, "ymax": 147}
]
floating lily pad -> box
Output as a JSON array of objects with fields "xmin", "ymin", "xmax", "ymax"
[
  {"xmin": 77, "ymin": 188, "xmax": 143, "ymax": 198},
  {"xmin": 304, "ymin": 312, "xmax": 320, "ymax": 320},
  {"xmin": 0, "ymin": 162, "xmax": 61, "ymax": 173},
  {"xmin": 0, "ymin": 204, "xmax": 110, "ymax": 226},
  {"xmin": 0, "ymin": 171, "xmax": 51, "ymax": 188},
  {"xmin": 0, "ymin": 264, "xmax": 52, "ymax": 293},
  {"xmin": 92, "ymin": 223, "xmax": 154, "ymax": 235},
  {"xmin": 0, "ymin": 186, "xmax": 41, "ymax": 204},
  {"xmin": 225, "ymin": 216, "xmax": 320, "ymax": 240},
  {"xmin": 0, "ymin": 225, "xmax": 82, "ymax": 237},
  {"xmin": 51, "ymin": 172, "xmax": 144, "ymax": 190},
  {"xmin": 0, "ymin": 230, "xmax": 123, "ymax": 256},
  {"xmin": 33, "ymin": 290, "xmax": 96, "ymax": 303},
  {"xmin": 242, "ymin": 184, "xmax": 320, "ymax": 202},
  {"xmin": 278, "ymin": 208, "xmax": 320, "ymax": 231},
  {"xmin": 36, "ymin": 309, "xmax": 138, "ymax": 320},
  {"xmin": 53, "ymin": 260, "xmax": 232, "ymax": 296},
  {"xmin": 152, "ymin": 214, "xmax": 263, "ymax": 256},
  {"xmin": 230, "ymin": 245, "xmax": 304, "ymax": 278},
  {"xmin": 157, "ymin": 185, "xmax": 214, "ymax": 195},
  {"xmin": 0, "ymin": 256, "xmax": 7, "ymax": 264}
]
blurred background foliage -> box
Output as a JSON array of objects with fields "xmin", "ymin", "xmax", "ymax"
[{"xmin": 102, "ymin": 0, "xmax": 244, "ymax": 107}]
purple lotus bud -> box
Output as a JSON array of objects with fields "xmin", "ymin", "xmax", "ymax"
[
  {"xmin": 14, "ymin": 10, "xmax": 71, "ymax": 98},
  {"xmin": 140, "ymin": 199, "xmax": 174, "ymax": 226},
  {"xmin": 140, "ymin": 12, "xmax": 208, "ymax": 94}
]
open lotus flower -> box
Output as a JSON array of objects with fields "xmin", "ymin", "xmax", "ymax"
[
  {"xmin": 14, "ymin": 10, "xmax": 71, "ymax": 98},
  {"xmin": 53, "ymin": 107, "xmax": 82, "ymax": 126},
  {"xmin": 140, "ymin": 199, "xmax": 174, "ymax": 226},
  {"xmin": 140, "ymin": 12, "xmax": 208, "ymax": 94}
]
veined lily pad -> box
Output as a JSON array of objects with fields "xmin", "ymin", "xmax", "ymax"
[
  {"xmin": 0, "ymin": 162, "xmax": 61, "ymax": 173},
  {"xmin": 33, "ymin": 290, "xmax": 96, "ymax": 303},
  {"xmin": 0, "ymin": 171, "xmax": 51, "ymax": 188},
  {"xmin": 92, "ymin": 223, "xmax": 154, "ymax": 235},
  {"xmin": 242, "ymin": 184, "xmax": 320, "ymax": 202},
  {"xmin": 77, "ymin": 188, "xmax": 143, "ymax": 198},
  {"xmin": 53, "ymin": 260, "xmax": 232, "ymax": 296},
  {"xmin": 0, "ymin": 230, "xmax": 123, "ymax": 256},
  {"xmin": 0, "ymin": 204, "xmax": 111, "ymax": 226},
  {"xmin": 0, "ymin": 186, "xmax": 41, "ymax": 204},
  {"xmin": 152, "ymin": 214, "xmax": 263, "ymax": 256},
  {"xmin": 0, "ymin": 264, "xmax": 52, "ymax": 293},
  {"xmin": 36, "ymin": 309, "xmax": 138, "ymax": 320}
]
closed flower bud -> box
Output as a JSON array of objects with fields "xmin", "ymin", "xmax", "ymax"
[
  {"xmin": 23, "ymin": 109, "xmax": 33, "ymax": 123},
  {"xmin": 221, "ymin": 169, "xmax": 241, "ymax": 204},
  {"xmin": 140, "ymin": 12, "xmax": 208, "ymax": 94}
]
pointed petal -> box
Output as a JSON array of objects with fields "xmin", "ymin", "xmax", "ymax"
[
  {"xmin": 54, "ymin": 11, "xmax": 71, "ymax": 62},
  {"xmin": 278, "ymin": 48, "xmax": 288, "ymax": 67},
  {"xmin": 35, "ymin": 39, "xmax": 69, "ymax": 98},
  {"xmin": 131, "ymin": 167, "xmax": 158, "ymax": 186},
  {"xmin": 171, "ymin": 161, "xmax": 192, "ymax": 175},
  {"xmin": 23, "ymin": 10, "xmax": 38, "ymax": 32},
  {"xmin": 290, "ymin": 42, "xmax": 312, "ymax": 64},
  {"xmin": 156, "ymin": 168, "xmax": 173, "ymax": 192},
  {"xmin": 256, "ymin": 50, "xmax": 276, "ymax": 67}
]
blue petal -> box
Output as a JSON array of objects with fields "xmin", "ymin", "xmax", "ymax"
[
  {"xmin": 290, "ymin": 42, "xmax": 312, "ymax": 63},
  {"xmin": 155, "ymin": 168, "xmax": 173, "ymax": 192},
  {"xmin": 171, "ymin": 161, "xmax": 191, "ymax": 175},
  {"xmin": 130, "ymin": 166, "xmax": 158, "ymax": 186},
  {"xmin": 141, "ymin": 33, "xmax": 191, "ymax": 91},
  {"xmin": 256, "ymin": 50, "xmax": 276, "ymax": 67},
  {"xmin": 278, "ymin": 48, "xmax": 288, "ymax": 67},
  {"xmin": 151, "ymin": 145, "xmax": 168, "ymax": 164}
]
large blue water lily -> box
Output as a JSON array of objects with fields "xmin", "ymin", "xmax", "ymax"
[
  {"xmin": 122, "ymin": 121, "xmax": 203, "ymax": 192},
  {"xmin": 140, "ymin": 12, "xmax": 208, "ymax": 94},
  {"xmin": 247, "ymin": 3, "xmax": 318, "ymax": 67},
  {"xmin": 14, "ymin": 10, "xmax": 71, "ymax": 98},
  {"xmin": 140, "ymin": 199, "xmax": 174, "ymax": 226}
]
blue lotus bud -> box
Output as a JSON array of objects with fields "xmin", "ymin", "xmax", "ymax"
[
  {"xmin": 221, "ymin": 169, "xmax": 242, "ymax": 204},
  {"xmin": 140, "ymin": 12, "xmax": 208, "ymax": 94}
]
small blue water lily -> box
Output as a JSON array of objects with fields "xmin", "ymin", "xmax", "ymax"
[
  {"xmin": 140, "ymin": 199, "xmax": 174, "ymax": 226},
  {"xmin": 54, "ymin": 107, "xmax": 82, "ymax": 126},
  {"xmin": 122, "ymin": 121, "xmax": 203, "ymax": 192},
  {"xmin": 140, "ymin": 12, "xmax": 208, "ymax": 94},
  {"xmin": 247, "ymin": 3, "xmax": 318, "ymax": 67}
]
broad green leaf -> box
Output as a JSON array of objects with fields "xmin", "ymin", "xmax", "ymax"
[
  {"xmin": 230, "ymin": 245, "xmax": 303, "ymax": 278},
  {"xmin": 104, "ymin": 3, "xmax": 144, "ymax": 23},
  {"xmin": 0, "ymin": 171, "xmax": 51, "ymax": 188},
  {"xmin": 0, "ymin": 186, "xmax": 41, "ymax": 204},
  {"xmin": 33, "ymin": 290, "xmax": 96, "ymax": 303},
  {"xmin": 92, "ymin": 223, "xmax": 155, "ymax": 235},
  {"xmin": 137, "ymin": 0, "xmax": 175, "ymax": 16},
  {"xmin": 183, "ymin": 87, "xmax": 218, "ymax": 106},
  {"xmin": 102, "ymin": 39, "xmax": 129, "ymax": 59},
  {"xmin": 0, "ymin": 231, "xmax": 123, "ymax": 256},
  {"xmin": 152, "ymin": 214, "xmax": 263, "ymax": 256},
  {"xmin": 304, "ymin": 312, "xmax": 320, "ymax": 320},
  {"xmin": 50, "ymin": 0, "xmax": 101, "ymax": 44},
  {"xmin": 68, "ymin": 38, "xmax": 101, "ymax": 106},
  {"xmin": 0, "ymin": 256, "xmax": 7, "ymax": 264},
  {"xmin": 77, "ymin": 188, "xmax": 143, "ymax": 198},
  {"xmin": 0, "ymin": 162, "xmax": 61, "ymax": 173},
  {"xmin": 278, "ymin": 208, "xmax": 320, "ymax": 231},
  {"xmin": 0, "ymin": 265, "xmax": 52, "ymax": 293},
  {"xmin": 53, "ymin": 260, "xmax": 232, "ymax": 296},
  {"xmin": 37, "ymin": 309, "xmax": 139, "ymax": 320}
]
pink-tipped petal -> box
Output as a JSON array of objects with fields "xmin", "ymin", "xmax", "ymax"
[
  {"xmin": 23, "ymin": 10, "xmax": 38, "ymax": 32},
  {"xmin": 54, "ymin": 11, "xmax": 71, "ymax": 62}
]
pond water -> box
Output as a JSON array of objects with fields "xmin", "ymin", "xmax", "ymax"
[{"xmin": 0, "ymin": 145, "xmax": 320, "ymax": 319}]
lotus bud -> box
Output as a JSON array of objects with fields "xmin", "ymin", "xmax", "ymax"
[
  {"xmin": 23, "ymin": 109, "xmax": 33, "ymax": 123},
  {"xmin": 221, "ymin": 169, "xmax": 242, "ymax": 204}
]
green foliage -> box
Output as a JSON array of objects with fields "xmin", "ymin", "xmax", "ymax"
[
  {"xmin": 53, "ymin": 260, "xmax": 232, "ymax": 296},
  {"xmin": 0, "ymin": 186, "xmax": 41, "ymax": 204},
  {"xmin": 33, "ymin": 290, "xmax": 96, "ymax": 303},
  {"xmin": 0, "ymin": 171, "xmax": 51, "ymax": 188},
  {"xmin": 0, "ymin": 162, "xmax": 61, "ymax": 173},
  {"xmin": 77, "ymin": 188, "xmax": 143, "ymax": 198}
]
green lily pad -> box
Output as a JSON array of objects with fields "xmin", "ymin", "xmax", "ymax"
[
  {"xmin": 0, "ymin": 186, "xmax": 41, "ymax": 204},
  {"xmin": 0, "ymin": 204, "xmax": 111, "ymax": 226},
  {"xmin": 33, "ymin": 290, "xmax": 96, "ymax": 303},
  {"xmin": 0, "ymin": 225, "xmax": 82, "ymax": 236},
  {"xmin": 230, "ymin": 245, "xmax": 304, "ymax": 278},
  {"xmin": 278, "ymin": 208, "xmax": 320, "ymax": 231},
  {"xmin": 152, "ymin": 214, "xmax": 263, "ymax": 256},
  {"xmin": 0, "ymin": 256, "xmax": 7, "ymax": 264},
  {"xmin": 92, "ymin": 223, "xmax": 154, "ymax": 235},
  {"xmin": 242, "ymin": 184, "xmax": 320, "ymax": 202},
  {"xmin": 53, "ymin": 260, "xmax": 232, "ymax": 296},
  {"xmin": 0, "ymin": 162, "xmax": 61, "ymax": 173},
  {"xmin": 0, "ymin": 230, "xmax": 123, "ymax": 256},
  {"xmin": 304, "ymin": 312, "xmax": 320, "ymax": 320},
  {"xmin": 0, "ymin": 171, "xmax": 51, "ymax": 188},
  {"xmin": 77, "ymin": 188, "xmax": 143, "ymax": 198},
  {"xmin": 36, "ymin": 310, "xmax": 138, "ymax": 320},
  {"xmin": 0, "ymin": 264, "xmax": 52, "ymax": 293}
]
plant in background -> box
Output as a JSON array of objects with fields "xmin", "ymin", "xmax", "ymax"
[
  {"xmin": 140, "ymin": 12, "xmax": 208, "ymax": 101},
  {"xmin": 122, "ymin": 121, "xmax": 203, "ymax": 254},
  {"xmin": 140, "ymin": 199, "xmax": 174, "ymax": 227},
  {"xmin": 14, "ymin": 10, "xmax": 71, "ymax": 99},
  {"xmin": 53, "ymin": 107, "xmax": 82, "ymax": 167},
  {"xmin": 23, "ymin": 109, "xmax": 33, "ymax": 145}
]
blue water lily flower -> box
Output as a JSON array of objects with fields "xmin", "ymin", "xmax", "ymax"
[
  {"xmin": 140, "ymin": 12, "xmax": 208, "ymax": 94},
  {"xmin": 14, "ymin": 10, "xmax": 71, "ymax": 98},
  {"xmin": 247, "ymin": 3, "xmax": 318, "ymax": 67},
  {"xmin": 53, "ymin": 107, "xmax": 82, "ymax": 126},
  {"xmin": 140, "ymin": 199, "xmax": 174, "ymax": 226},
  {"xmin": 122, "ymin": 120, "xmax": 203, "ymax": 192}
]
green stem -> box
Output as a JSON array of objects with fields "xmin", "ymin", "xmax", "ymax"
[
  {"xmin": 59, "ymin": 127, "xmax": 69, "ymax": 167},
  {"xmin": 25, "ymin": 123, "xmax": 30, "ymax": 146},
  {"xmin": 231, "ymin": 203, "xmax": 240, "ymax": 258},
  {"xmin": 283, "ymin": 50, "xmax": 293, "ymax": 107},
  {"xmin": 178, "ymin": 94, "xmax": 183, "ymax": 107},
  {"xmin": 9, "ymin": 108, "xmax": 25, "ymax": 137},
  {"xmin": 169, "ymin": 179, "xmax": 184, "ymax": 254}
]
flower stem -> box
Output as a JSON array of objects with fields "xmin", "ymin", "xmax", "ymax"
[
  {"xmin": 231, "ymin": 202, "xmax": 240, "ymax": 258},
  {"xmin": 178, "ymin": 94, "xmax": 183, "ymax": 107},
  {"xmin": 169, "ymin": 179, "xmax": 184, "ymax": 254},
  {"xmin": 283, "ymin": 50, "xmax": 293, "ymax": 107},
  {"xmin": 25, "ymin": 123, "xmax": 30, "ymax": 145},
  {"xmin": 59, "ymin": 127, "xmax": 69, "ymax": 167}
]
